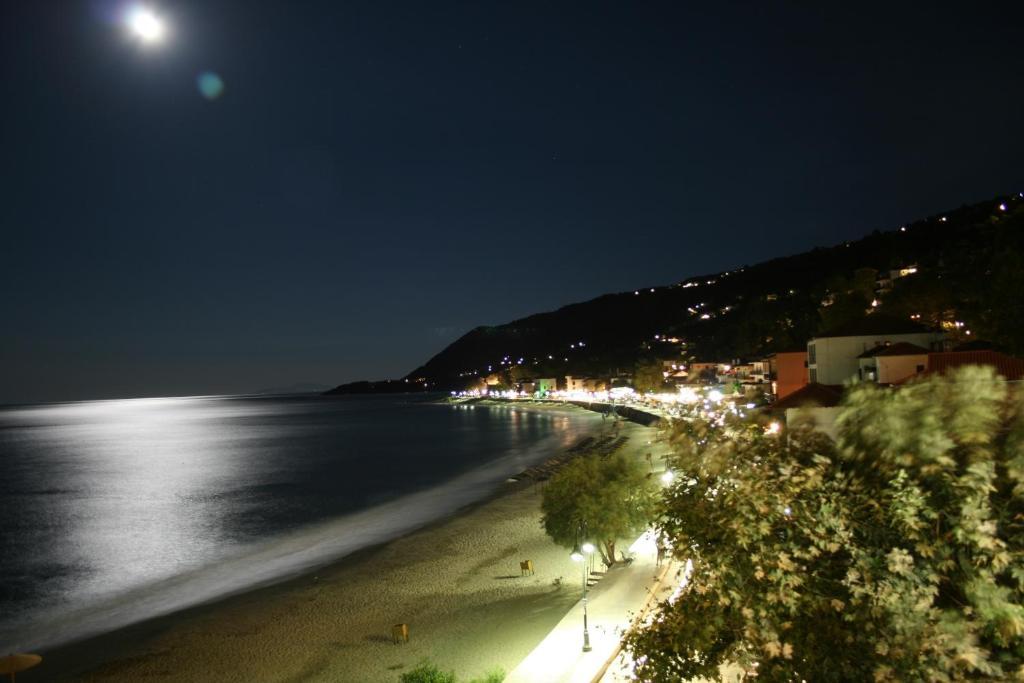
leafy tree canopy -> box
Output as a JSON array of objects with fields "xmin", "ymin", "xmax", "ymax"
[
  {"xmin": 625, "ymin": 366, "xmax": 1024, "ymax": 682},
  {"xmin": 541, "ymin": 451, "xmax": 658, "ymax": 566},
  {"xmin": 818, "ymin": 267, "xmax": 877, "ymax": 332},
  {"xmin": 634, "ymin": 360, "xmax": 669, "ymax": 394}
]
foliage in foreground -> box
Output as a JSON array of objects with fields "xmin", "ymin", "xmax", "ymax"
[
  {"xmin": 541, "ymin": 450, "xmax": 658, "ymax": 566},
  {"xmin": 399, "ymin": 662, "xmax": 455, "ymax": 683},
  {"xmin": 398, "ymin": 662, "xmax": 503, "ymax": 683},
  {"xmin": 624, "ymin": 366, "xmax": 1024, "ymax": 681}
]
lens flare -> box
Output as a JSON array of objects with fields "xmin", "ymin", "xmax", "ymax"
[{"xmin": 197, "ymin": 72, "xmax": 225, "ymax": 99}]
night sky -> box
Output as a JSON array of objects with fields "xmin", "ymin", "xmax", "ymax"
[{"xmin": 2, "ymin": 1, "xmax": 1022, "ymax": 404}]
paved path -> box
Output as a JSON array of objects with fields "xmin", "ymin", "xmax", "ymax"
[{"xmin": 505, "ymin": 533, "xmax": 678, "ymax": 683}]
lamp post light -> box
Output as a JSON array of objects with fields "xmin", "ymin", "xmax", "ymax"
[{"xmin": 571, "ymin": 536, "xmax": 595, "ymax": 652}]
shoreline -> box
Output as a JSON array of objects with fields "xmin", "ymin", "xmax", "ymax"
[
  {"xmin": 23, "ymin": 406, "xmax": 654, "ymax": 682},
  {"xmin": 450, "ymin": 396, "xmax": 663, "ymax": 427},
  {"xmin": 34, "ymin": 480, "xmax": 536, "ymax": 682}
]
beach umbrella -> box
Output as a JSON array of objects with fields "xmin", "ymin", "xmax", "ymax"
[{"xmin": 0, "ymin": 654, "xmax": 42, "ymax": 682}]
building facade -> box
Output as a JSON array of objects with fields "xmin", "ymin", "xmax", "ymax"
[
  {"xmin": 856, "ymin": 342, "xmax": 928, "ymax": 384},
  {"xmin": 807, "ymin": 316, "xmax": 943, "ymax": 385},
  {"xmin": 773, "ymin": 350, "xmax": 809, "ymax": 399}
]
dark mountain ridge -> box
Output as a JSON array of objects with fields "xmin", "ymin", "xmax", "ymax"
[{"xmin": 326, "ymin": 193, "xmax": 1024, "ymax": 394}]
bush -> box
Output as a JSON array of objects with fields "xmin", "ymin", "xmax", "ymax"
[
  {"xmin": 397, "ymin": 663, "xmax": 504, "ymax": 683},
  {"xmin": 467, "ymin": 671, "xmax": 504, "ymax": 683},
  {"xmin": 399, "ymin": 662, "xmax": 456, "ymax": 683}
]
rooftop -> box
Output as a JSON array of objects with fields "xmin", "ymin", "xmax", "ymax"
[
  {"xmin": 814, "ymin": 314, "xmax": 934, "ymax": 340},
  {"xmin": 927, "ymin": 350, "xmax": 1024, "ymax": 381},
  {"xmin": 768, "ymin": 349, "xmax": 809, "ymax": 357},
  {"xmin": 857, "ymin": 342, "xmax": 930, "ymax": 359},
  {"xmin": 769, "ymin": 383, "xmax": 843, "ymax": 413}
]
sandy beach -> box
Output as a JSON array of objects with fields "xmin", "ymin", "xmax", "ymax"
[{"xmin": 27, "ymin": 412, "xmax": 654, "ymax": 683}]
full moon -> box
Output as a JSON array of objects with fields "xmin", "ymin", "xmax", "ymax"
[{"xmin": 126, "ymin": 6, "xmax": 166, "ymax": 44}]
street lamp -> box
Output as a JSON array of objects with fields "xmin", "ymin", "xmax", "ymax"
[{"xmin": 571, "ymin": 534, "xmax": 594, "ymax": 652}]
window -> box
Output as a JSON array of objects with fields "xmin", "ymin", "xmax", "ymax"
[
  {"xmin": 809, "ymin": 368, "xmax": 818, "ymax": 383},
  {"xmin": 916, "ymin": 364, "xmax": 925, "ymax": 373},
  {"xmin": 808, "ymin": 343, "xmax": 816, "ymax": 364}
]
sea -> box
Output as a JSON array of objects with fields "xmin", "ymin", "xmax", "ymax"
[{"xmin": 0, "ymin": 393, "xmax": 602, "ymax": 651}]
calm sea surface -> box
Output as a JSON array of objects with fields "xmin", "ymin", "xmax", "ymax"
[{"xmin": 0, "ymin": 394, "xmax": 601, "ymax": 650}]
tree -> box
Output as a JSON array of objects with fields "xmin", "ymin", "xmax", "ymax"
[
  {"xmin": 883, "ymin": 271, "xmax": 955, "ymax": 331},
  {"xmin": 508, "ymin": 364, "xmax": 534, "ymax": 383},
  {"xmin": 972, "ymin": 245, "xmax": 1024, "ymax": 355},
  {"xmin": 634, "ymin": 360, "xmax": 668, "ymax": 394},
  {"xmin": 541, "ymin": 452, "xmax": 658, "ymax": 566},
  {"xmin": 624, "ymin": 366, "xmax": 1024, "ymax": 681},
  {"xmin": 818, "ymin": 268, "xmax": 877, "ymax": 332}
]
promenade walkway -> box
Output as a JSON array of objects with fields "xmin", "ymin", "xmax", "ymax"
[{"xmin": 505, "ymin": 533, "xmax": 679, "ymax": 683}]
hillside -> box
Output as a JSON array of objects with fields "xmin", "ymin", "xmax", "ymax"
[{"xmin": 326, "ymin": 193, "xmax": 1024, "ymax": 394}]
